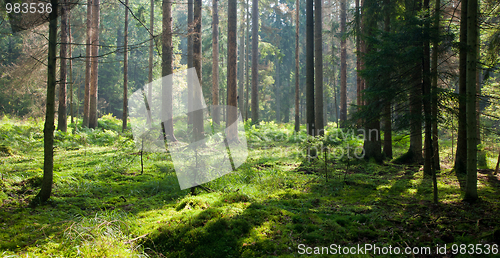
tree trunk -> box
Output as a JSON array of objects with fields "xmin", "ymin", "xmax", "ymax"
[
  {"xmin": 161, "ymin": 0, "xmax": 176, "ymax": 141},
  {"xmin": 495, "ymin": 149, "xmax": 500, "ymax": 175},
  {"xmin": 187, "ymin": 0, "xmax": 193, "ymax": 125},
  {"xmin": 356, "ymin": 0, "xmax": 361, "ymax": 117},
  {"xmin": 83, "ymin": 0, "xmax": 92, "ymax": 128},
  {"xmin": 193, "ymin": 0, "xmax": 204, "ymax": 141},
  {"xmin": 455, "ymin": 0, "xmax": 467, "ymax": 176},
  {"xmin": 276, "ymin": 61, "xmax": 281, "ymax": 123},
  {"xmin": 251, "ymin": 0, "xmax": 259, "ymax": 124},
  {"xmin": 69, "ymin": 9, "xmax": 74, "ymax": 125},
  {"xmin": 227, "ymin": 0, "xmax": 238, "ymax": 142},
  {"xmin": 315, "ymin": 0, "xmax": 323, "ymax": 135},
  {"xmin": 340, "ymin": 0, "xmax": 347, "ymax": 126},
  {"xmin": 306, "ymin": 0, "xmax": 315, "ymax": 136},
  {"xmin": 238, "ymin": 16, "xmax": 245, "ymax": 117},
  {"xmin": 122, "ymin": 0, "xmax": 129, "ymax": 133},
  {"xmin": 464, "ymin": 0, "xmax": 478, "ymax": 202},
  {"xmin": 245, "ymin": 0, "xmax": 250, "ymax": 121},
  {"xmin": 88, "ymin": 0, "xmax": 100, "ymax": 129},
  {"xmin": 423, "ymin": 0, "xmax": 433, "ymax": 177},
  {"xmin": 148, "ymin": 0, "xmax": 154, "ymax": 126},
  {"xmin": 58, "ymin": 0, "xmax": 68, "ymax": 132},
  {"xmin": 432, "ymin": 0, "xmax": 440, "ymax": 171},
  {"xmin": 294, "ymin": 0, "xmax": 300, "ymax": 132},
  {"xmin": 212, "ymin": 0, "xmax": 220, "ymax": 126},
  {"xmin": 382, "ymin": 0, "xmax": 392, "ymax": 159},
  {"xmin": 34, "ymin": 0, "xmax": 58, "ymax": 204}
]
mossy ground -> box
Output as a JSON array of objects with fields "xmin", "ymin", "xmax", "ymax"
[{"xmin": 1, "ymin": 117, "xmax": 499, "ymax": 257}]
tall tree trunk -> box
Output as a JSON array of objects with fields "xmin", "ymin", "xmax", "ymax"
[
  {"xmin": 276, "ymin": 61, "xmax": 281, "ymax": 123},
  {"xmin": 423, "ymin": 0, "xmax": 433, "ymax": 177},
  {"xmin": 356, "ymin": 0, "xmax": 361, "ymax": 116},
  {"xmin": 455, "ymin": 0, "xmax": 467, "ymax": 176},
  {"xmin": 340, "ymin": 0, "xmax": 347, "ymax": 125},
  {"xmin": 187, "ymin": 0, "xmax": 193, "ymax": 125},
  {"xmin": 34, "ymin": 0, "xmax": 58, "ymax": 204},
  {"xmin": 122, "ymin": 0, "xmax": 129, "ymax": 133},
  {"xmin": 245, "ymin": 0, "xmax": 250, "ymax": 121},
  {"xmin": 58, "ymin": 0, "xmax": 68, "ymax": 132},
  {"xmin": 212, "ymin": 0, "xmax": 220, "ymax": 126},
  {"xmin": 432, "ymin": 0, "xmax": 440, "ymax": 171},
  {"xmin": 294, "ymin": 0, "xmax": 300, "ymax": 132},
  {"xmin": 227, "ymin": 0, "xmax": 238, "ymax": 142},
  {"xmin": 251, "ymin": 0, "xmax": 259, "ymax": 123},
  {"xmin": 162, "ymin": 0, "xmax": 176, "ymax": 141},
  {"xmin": 193, "ymin": 0, "xmax": 204, "ymax": 141},
  {"xmin": 148, "ymin": 0, "xmax": 154, "ymax": 126},
  {"xmin": 315, "ymin": 0, "xmax": 323, "ymax": 135},
  {"xmin": 69, "ymin": 9, "xmax": 74, "ymax": 125},
  {"xmin": 382, "ymin": 0, "xmax": 392, "ymax": 159},
  {"xmin": 83, "ymin": 0, "xmax": 92, "ymax": 128},
  {"xmin": 238, "ymin": 15, "xmax": 245, "ymax": 117},
  {"xmin": 88, "ymin": 0, "xmax": 100, "ymax": 129},
  {"xmin": 306, "ymin": 0, "xmax": 315, "ymax": 136},
  {"xmin": 464, "ymin": 0, "xmax": 478, "ymax": 202}
]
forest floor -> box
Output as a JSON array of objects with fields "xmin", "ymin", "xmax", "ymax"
[{"xmin": 1, "ymin": 116, "xmax": 500, "ymax": 257}]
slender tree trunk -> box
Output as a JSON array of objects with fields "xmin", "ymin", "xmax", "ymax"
[
  {"xmin": 122, "ymin": 0, "xmax": 129, "ymax": 133},
  {"xmin": 464, "ymin": 0, "xmax": 478, "ymax": 202},
  {"xmin": 187, "ymin": 0, "xmax": 193, "ymax": 125},
  {"xmin": 34, "ymin": 0, "xmax": 58, "ymax": 204},
  {"xmin": 88, "ymin": 0, "xmax": 100, "ymax": 129},
  {"xmin": 238, "ymin": 16, "xmax": 245, "ymax": 116},
  {"xmin": 294, "ymin": 0, "xmax": 300, "ymax": 132},
  {"xmin": 148, "ymin": 0, "xmax": 154, "ymax": 126},
  {"xmin": 340, "ymin": 0, "xmax": 347, "ymax": 125},
  {"xmin": 83, "ymin": 0, "xmax": 92, "ymax": 128},
  {"xmin": 69, "ymin": 9, "xmax": 74, "ymax": 125},
  {"xmin": 212, "ymin": 0, "xmax": 220, "ymax": 126},
  {"xmin": 423, "ymin": 0, "xmax": 433, "ymax": 177},
  {"xmin": 306, "ymin": 0, "xmax": 315, "ymax": 136},
  {"xmin": 245, "ymin": 0, "xmax": 250, "ymax": 121},
  {"xmin": 455, "ymin": 0, "xmax": 467, "ymax": 175},
  {"xmin": 432, "ymin": 0, "xmax": 440, "ymax": 171},
  {"xmin": 356, "ymin": 0, "xmax": 361, "ymax": 116},
  {"xmin": 495, "ymin": 149, "xmax": 500, "ymax": 175},
  {"xmin": 382, "ymin": 0, "xmax": 392, "ymax": 159},
  {"xmin": 315, "ymin": 0, "xmax": 323, "ymax": 135},
  {"xmin": 162, "ymin": 0, "xmax": 176, "ymax": 141},
  {"xmin": 193, "ymin": 0, "xmax": 204, "ymax": 141},
  {"xmin": 227, "ymin": 0, "xmax": 238, "ymax": 142},
  {"xmin": 276, "ymin": 61, "xmax": 281, "ymax": 123},
  {"xmin": 58, "ymin": 0, "xmax": 68, "ymax": 132},
  {"xmin": 251, "ymin": 0, "xmax": 259, "ymax": 123}
]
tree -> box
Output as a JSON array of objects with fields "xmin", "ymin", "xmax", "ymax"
[
  {"xmin": 340, "ymin": 0, "xmax": 347, "ymax": 125},
  {"xmin": 306, "ymin": 0, "xmax": 314, "ymax": 136},
  {"xmin": 382, "ymin": 0, "xmax": 392, "ymax": 159},
  {"xmin": 455, "ymin": 0, "xmax": 467, "ymax": 176},
  {"xmin": 34, "ymin": 0, "xmax": 58, "ymax": 204},
  {"xmin": 148, "ymin": 0, "xmax": 154, "ymax": 126},
  {"xmin": 212, "ymin": 0, "xmax": 220, "ymax": 126},
  {"xmin": 193, "ymin": 0, "xmax": 204, "ymax": 141},
  {"xmin": 162, "ymin": 0, "xmax": 176, "ymax": 141},
  {"xmin": 423, "ymin": 0, "xmax": 433, "ymax": 177},
  {"xmin": 294, "ymin": 0, "xmax": 300, "ymax": 132},
  {"xmin": 238, "ymin": 7, "xmax": 245, "ymax": 118},
  {"xmin": 431, "ymin": 0, "xmax": 440, "ymax": 171},
  {"xmin": 464, "ymin": 0, "xmax": 478, "ymax": 202},
  {"xmin": 122, "ymin": 0, "xmax": 129, "ymax": 133},
  {"xmin": 88, "ymin": 0, "xmax": 100, "ymax": 129},
  {"xmin": 245, "ymin": 0, "xmax": 250, "ymax": 121},
  {"xmin": 83, "ymin": 0, "xmax": 92, "ymax": 128},
  {"xmin": 227, "ymin": 0, "xmax": 238, "ymax": 142},
  {"xmin": 314, "ymin": 0, "xmax": 323, "ymax": 135},
  {"xmin": 187, "ymin": 0, "xmax": 193, "ymax": 126},
  {"xmin": 356, "ymin": 0, "xmax": 361, "ymax": 115},
  {"xmin": 251, "ymin": 0, "xmax": 259, "ymax": 123},
  {"xmin": 68, "ymin": 8, "xmax": 74, "ymax": 125},
  {"xmin": 58, "ymin": 0, "xmax": 68, "ymax": 132}
]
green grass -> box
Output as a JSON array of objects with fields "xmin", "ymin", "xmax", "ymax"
[{"xmin": 1, "ymin": 117, "xmax": 500, "ymax": 257}]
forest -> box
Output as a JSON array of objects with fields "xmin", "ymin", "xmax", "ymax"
[{"xmin": 0, "ymin": 0, "xmax": 500, "ymax": 256}]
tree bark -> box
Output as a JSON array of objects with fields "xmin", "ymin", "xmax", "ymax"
[
  {"xmin": 382, "ymin": 0, "xmax": 392, "ymax": 159},
  {"xmin": 238, "ymin": 14, "xmax": 245, "ymax": 117},
  {"xmin": 294, "ymin": 0, "xmax": 300, "ymax": 132},
  {"xmin": 423, "ymin": 0, "xmax": 433, "ymax": 177},
  {"xmin": 432, "ymin": 0, "xmax": 440, "ymax": 171},
  {"xmin": 83, "ymin": 0, "xmax": 92, "ymax": 128},
  {"xmin": 251, "ymin": 0, "xmax": 259, "ymax": 124},
  {"xmin": 161, "ymin": 0, "xmax": 175, "ymax": 141},
  {"xmin": 212, "ymin": 0, "xmax": 220, "ymax": 126},
  {"xmin": 464, "ymin": 0, "xmax": 478, "ymax": 202},
  {"xmin": 306, "ymin": 0, "xmax": 315, "ymax": 136},
  {"xmin": 58, "ymin": 0, "xmax": 68, "ymax": 132},
  {"xmin": 187, "ymin": 0, "xmax": 193, "ymax": 125},
  {"xmin": 227, "ymin": 0, "xmax": 238, "ymax": 142},
  {"xmin": 193, "ymin": 0, "xmax": 204, "ymax": 141},
  {"xmin": 122, "ymin": 0, "xmax": 129, "ymax": 133},
  {"xmin": 356, "ymin": 0, "xmax": 361, "ymax": 117},
  {"xmin": 148, "ymin": 0, "xmax": 154, "ymax": 126},
  {"xmin": 69, "ymin": 9, "xmax": 74, "ymax": 125},
  {"xmin": 455, "ymin": 0, "xmax": 467, "ymax": 175},
  {"xmin": 315, "ymin": 0, "xmax": 323, "ymax": 135},
  {"xmin": 34, "ymin": 0, "xmax": 58, "ymax": 204},
  {"xmin": 245, "ymin": 0, "xmax": 250, "ymax": 121},
  {"xmin": 340, "ymin": 0, "xmax": 347, "ymax": 125},
  {"xmin": 88, "ymin": 0, "xmax": 100, "ymax": 129},
  {"xmin": 276, "ymin": 60, "xmax": 281, "ymax": 123}
]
